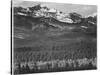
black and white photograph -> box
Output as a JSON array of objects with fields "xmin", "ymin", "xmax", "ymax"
[{"xmin": 12, "ymin": 0, "xmax": 97, "ymax": 74}]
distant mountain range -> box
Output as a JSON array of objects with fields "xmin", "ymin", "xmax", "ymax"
[
  {"xmin": 14, "ymin": 4, "xmax": 73, "ymax": 23},
  {"xmin": 13, "ymin": 4, "xmax": 97, "ymax": 40}
]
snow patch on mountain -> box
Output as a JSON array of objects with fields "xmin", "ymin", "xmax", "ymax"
[{"xmin": 15, "ymin": 6, "xmax": 73, "ymax": 23}]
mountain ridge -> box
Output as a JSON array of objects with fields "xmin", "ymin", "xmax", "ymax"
[{"xmin": 13, "ymin": 5, "xmax": 97, "ymax": 40}]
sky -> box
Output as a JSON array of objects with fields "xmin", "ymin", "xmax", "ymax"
[{"xmin": 12, "ymin": 0, "xmax": 97, "ymax": 17}]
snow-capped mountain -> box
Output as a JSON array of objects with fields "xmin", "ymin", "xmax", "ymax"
[
  {"xmin": 84, "ymin": 13, "xmax": 97, "ymax": 25},
  {"xmin": 14, "ymin": 5, "xmax": 73, "ymax": 23},
  {"xmin": 34, "ymin": 7, "xmax": 73, "ymax": 23},
  {"xmin": 13, "ymin": 5, "xmax": 97, "ymax": 37}
]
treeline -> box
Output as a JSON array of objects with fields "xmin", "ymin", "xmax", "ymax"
[
  {"xmin": 14, "ymin": 58, "xmax": 97, "ymax": 74},
  {"xmin": 14, "ymin": 40, "xmax": 96, "ymax": 62}
]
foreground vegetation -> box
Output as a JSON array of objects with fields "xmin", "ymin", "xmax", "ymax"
[
  {"xmin": 13, "ymin": 40, "xmax": 97, "ymax": 74},
  {"xmin": 14, "ymin": 57, "xmax": 97, "ymax": 74}
]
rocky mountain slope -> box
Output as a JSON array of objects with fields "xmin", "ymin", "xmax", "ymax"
[{"xmin": 13, "ymin": 5, "xmax": 97, "ymax": 48}]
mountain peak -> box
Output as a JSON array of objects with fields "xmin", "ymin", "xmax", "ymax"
[
  {"xmin": 14, "ymin": 5, "xmax": 74, "ymax": 23},
  {"xmin": 85, "ymin": 13, "xmax": 97, "ymax": 18}
]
